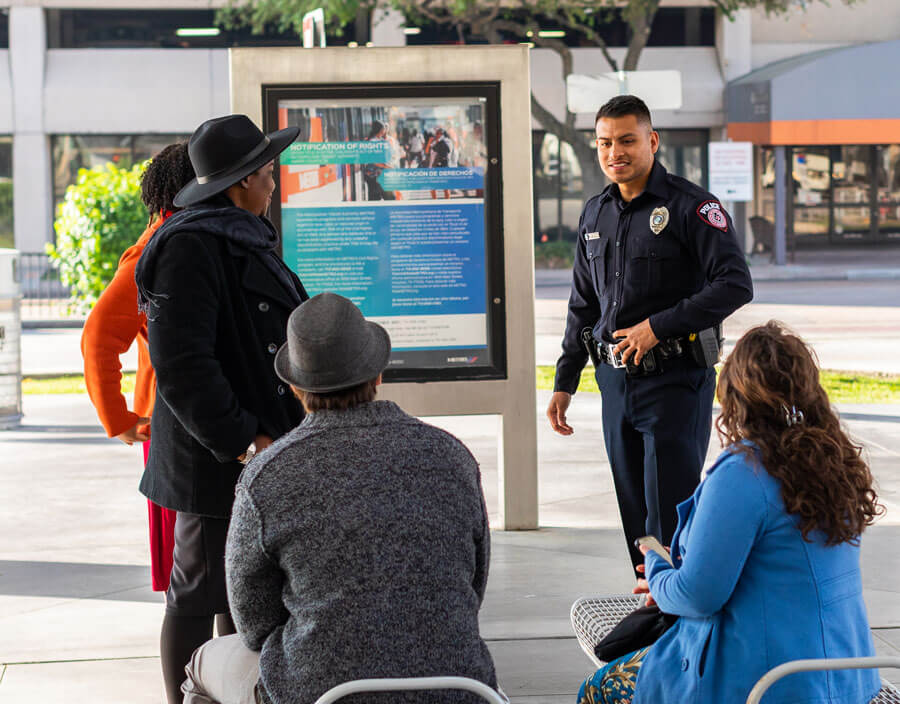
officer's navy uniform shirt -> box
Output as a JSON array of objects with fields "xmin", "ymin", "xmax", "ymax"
[{"xmin": 554, "ymin": 160, "xmax": 753, "ymax": 394}]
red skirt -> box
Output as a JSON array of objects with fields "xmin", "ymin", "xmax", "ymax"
[{"xmin": 144, "ymin": 440, "xmax": 177, "ymax": 591}]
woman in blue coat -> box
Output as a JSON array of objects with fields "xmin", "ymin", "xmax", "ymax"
[{"xmin": 578, "ymin": 321, "xmax": 883, "ymax": 704}]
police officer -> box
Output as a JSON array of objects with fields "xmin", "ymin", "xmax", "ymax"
[{"xmin": 546, "ymin": 95, "xmax": 753, "ymax": 574}]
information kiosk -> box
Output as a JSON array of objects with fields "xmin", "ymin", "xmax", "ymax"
[{"xmin": 231, "ymin": 46, "xmax": 536, "ymax": 529}]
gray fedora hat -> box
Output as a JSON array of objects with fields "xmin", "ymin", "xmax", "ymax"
[{"xmin": 275, "ymin": 293, "xmax": 391, "ymax": 393}]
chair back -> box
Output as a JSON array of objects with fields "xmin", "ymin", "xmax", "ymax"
[
  {"xmin": 313, "ymin": 676, "xmax": 508, "ymax": 704},
  {"xmin": 746, "ymin": 656, "xmax": 900, "ymax": 704}
]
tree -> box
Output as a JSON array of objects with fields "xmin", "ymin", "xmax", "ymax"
[
  {"xmin": 47, "ymin": 162, "xmax": 147, "ymax": 313},
  {"xmin": 219, "ymin": 0, "xmax": 855, "ymax": 207}
]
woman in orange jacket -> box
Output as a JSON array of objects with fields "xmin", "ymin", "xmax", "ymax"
[{"xmin": 81, "ymin": 143, "xmax": 194, "ymax": 591}]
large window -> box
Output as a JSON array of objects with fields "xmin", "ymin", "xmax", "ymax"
[
  {"xmin": 877, "ymin": 145, "xmax": 900, "ymax": 235},
  {"xmin": 0, "ymin": 9, "xmax": 9, "ymax": 49},
  {"xmin": 51, "ymin": 134, "xmax": 189, "ymax": 214},
  {"xmin": 46, "ymin": 10, "xmax": 367, "ymax": 49},
  {"xmin": 533, "ymin": 128, "xmax": 708, "ymax": 242},
  {"xmin": 761, "ymin": 145, "xmax": 899, "ymax": 244},
  {"xmin": 405, "ymin": 7, "xmax": 714, "ymax": 47},
  {"xmin": 0, "ymin": 137, "xmax": 11, "ymax": 249}
]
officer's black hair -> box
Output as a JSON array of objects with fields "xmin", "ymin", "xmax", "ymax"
[
  {"xmin": 595, "ymin": 95, "xmax": 653, "ymax": 128},
  {"xmin": 140, "ymin": 142, "xmax": 195, "ymax": 219}
]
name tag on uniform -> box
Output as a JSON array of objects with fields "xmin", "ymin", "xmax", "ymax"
[{"xmin": 584, "ymin": 231, "xmax": 600, "ymax": 241}]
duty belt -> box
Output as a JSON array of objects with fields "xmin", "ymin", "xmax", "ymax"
[{"xmin": 582, "ymin": 329, "xmax": 688, "ymax": 377}]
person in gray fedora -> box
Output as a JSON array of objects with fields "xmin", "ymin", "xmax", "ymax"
[
  {"xmin": 181, "ymin": 293, "xmax": 501, "ymax": 704},
  {"xmin": 134, "ymin": 114, "xmax": 309, "ymax": 703}
]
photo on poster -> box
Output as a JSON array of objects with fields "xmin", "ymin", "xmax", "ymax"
[
  {"xmin": 278, "ymin": 100, "xmax": 488, "ymax": 205},
  {"xmin": 265, "ymin": 86, "xmax": 505, "ymax": 382}
]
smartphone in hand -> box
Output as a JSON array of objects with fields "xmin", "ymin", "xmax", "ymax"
[{"xmin": 635, "ymin": 535, "xmax": 674, "ymax": 567}]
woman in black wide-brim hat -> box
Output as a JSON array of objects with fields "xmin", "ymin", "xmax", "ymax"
[{"xmin": 134, "ymin": 114, "xmax": 309, "ymax": 704}]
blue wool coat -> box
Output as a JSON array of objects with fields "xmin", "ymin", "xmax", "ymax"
[{"xmin": 634, "ymin": 447, "xmax": 880, "ymax": 704}]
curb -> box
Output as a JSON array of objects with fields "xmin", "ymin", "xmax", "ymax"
[
  {"xmin": 748, "ymin": 269, "xmax": 900, "ymax": 283},
  {"xmin": 22, "ymin": 319, "xmax": 84, "ymax": 330}
]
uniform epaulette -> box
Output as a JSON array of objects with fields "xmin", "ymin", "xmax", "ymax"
[{"xmin": 666, "ymin": 172, "xmax": 714, "ymax": 202}]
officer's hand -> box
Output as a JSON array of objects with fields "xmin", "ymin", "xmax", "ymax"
[
  {"xmin": 546, "ymin": 391, "xmax": 574, "ymax": 436},
  {"xmin": 613, "ymin": 319, "xmax": 659, "ymax": 366}
]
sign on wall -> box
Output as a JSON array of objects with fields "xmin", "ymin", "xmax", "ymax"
[
  {"xmin": 302, "ymin": 9, "xmax": 326, "ymax": 48},
  {"xmin": 709, "ymin": 141, "xmax": 754, "ymax": 202},
  {"xmin": 264, "ymin": 83, "xmax": 506, "ymax": 383}
]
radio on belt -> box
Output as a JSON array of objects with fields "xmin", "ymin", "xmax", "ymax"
[{"xmin": 688, "ymin": 325, "xmax": 723, "ymax": 368}]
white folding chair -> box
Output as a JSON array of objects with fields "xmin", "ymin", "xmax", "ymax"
[
  {"xmin": 746, "ymin": 656, "xmax": 900, "ymax": 704},
  {"xmin": 570, "ymin": 594, "xmax": 645, "ymax": 667},
  {"xmin": 313, "ymin": 676, "xmax": 508, "ymax": 704}
]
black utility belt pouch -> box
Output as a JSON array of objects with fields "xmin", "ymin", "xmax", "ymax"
[
  {"xmin": 686, "ymin": 325, "xmax": 723, "ymax": 368},
  {"xmin": 581, "ymin": 327, "xmax": 601, "ymax": 367}
]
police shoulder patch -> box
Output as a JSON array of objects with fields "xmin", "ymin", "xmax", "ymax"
[{"xmin": 697, "ymin": 200, "xmax": 728, "ymax": 232}]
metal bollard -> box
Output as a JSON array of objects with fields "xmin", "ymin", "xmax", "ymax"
[{"xmin": 0, "ymin": 248, "xmax": 22, "ymax": 429}]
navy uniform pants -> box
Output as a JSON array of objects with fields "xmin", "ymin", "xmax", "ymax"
[{"xmin": 594, "ymin": 357, "xmax": 716, "ymax": 573}]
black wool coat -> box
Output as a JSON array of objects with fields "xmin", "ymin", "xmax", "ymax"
[{"xmin": 137, "ymin": 208, "xmax": 307, "ymax": 518}]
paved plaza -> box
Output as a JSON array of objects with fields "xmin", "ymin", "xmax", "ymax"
[
  {"xmin": 4, "ymin": 254, "xmax": 900, "ymax": 702},
  {"xmin": 1, "ymin": 391, "xmax": 899, "ymax": 702}
]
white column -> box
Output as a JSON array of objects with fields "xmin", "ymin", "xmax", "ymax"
[
  {"xmin": 9, "ymin": 7, "xmax": 52, "ymax": 253},
  {"xmin": 717, "ymin": 10, "xmax": 753, "ymax": 254},
  {"xmin": 716, "ymin": 8, "xmax": 752, "ymax": 82},
  {"xmin": 371, "ymin": 6, "xmax": 407, "ymax": 47},
  {"xmin": 774, "ymin": 146, "xmax": 787, "ymax": 266}
]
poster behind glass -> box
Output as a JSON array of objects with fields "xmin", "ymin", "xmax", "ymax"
[{"xmin": 267, "ymin": 86, "xmax": 505, "ymax": 382}]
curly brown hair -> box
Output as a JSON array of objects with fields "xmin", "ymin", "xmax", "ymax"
[
  {"xmin": 140, "ymin": 142, "xmax": 194, "ymax": 221},
  {"xmin": 715, "ymin": 321, "xmax": 883, "ymax": 545}
]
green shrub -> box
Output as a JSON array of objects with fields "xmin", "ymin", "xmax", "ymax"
[
  {"xmin": 47, "ymin": 162, "xmax": 147, "ymax": 312},
  {"xmin": 534, "ymin": 240, "xmax": 576, "ymax": 269}
]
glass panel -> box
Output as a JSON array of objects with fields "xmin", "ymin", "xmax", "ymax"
[
  {"xmin": 832, "ymin": 146, "xmax": 870, "ymax": 204},
  {"xmin": 51, "ymin": 134, "xmax": 189, "ymax": 213},
  {"xmin": 877, "ymin": 203, "xmax": 900, "ymax": 234},
  {"xmin": 133, "ymin": 134, "xmax": 190, "ymax": 163},
  {"xmin": 534, "ymin": 132, "xmax": 561, "ymax": 241},
  {"xmin": 559, "ymin": 139, "xmax": 585, "ymax": 239},
  {"xmin": 792, "ymin": 147, "xmax": 830, "ymax": 206},
  {"xmin": 648, "ymin": 7, "xmax": 715, "ymax": 47},
  {"xmin": 0, "ymin": 136, "xmax": 11, "ymax": 249},
  {"xmin": 658, "ymin": 143, "xmax": 704, "ymax": 188},
  {"xmin": 0, "ymin": 9, "xmax": 8, "ymax": 49},
  {"xmin": 657, "ymin": 129, "xmax": 708, "ymax": 189},
  {"xmin": 793, "ymin": 207, "xmax": 829, "ymax": 237},
  {"xmin": 45, "ymin": 9, "xmax": 356, "ymax": 49},
  {"xmin": 877, "ymin": 144, "xmax": 900, "ymax": 204},
  {"xmin": 760, "ymin": 147, "xmax": 776, "ymax": 222},
  {"xmin": 406, "ymin": 7, "xmax": 712, "ymax": 48},
  {"xmin": 834, "ymin": 206, "xmax": 871, "ymax": 237}
]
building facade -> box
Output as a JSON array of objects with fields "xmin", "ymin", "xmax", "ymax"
[{"xmin": 0, "ymin": 0, "xmax": 894, "ymax": 255}]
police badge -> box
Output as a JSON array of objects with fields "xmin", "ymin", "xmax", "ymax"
[{"xmin": 650, "ymin": 207, "xmax": 669, "ymax": 235}]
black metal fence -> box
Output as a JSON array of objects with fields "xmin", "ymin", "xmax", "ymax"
[{"xmin": 18, "ymin": 252, "xmax": 77, "ymax": 321}]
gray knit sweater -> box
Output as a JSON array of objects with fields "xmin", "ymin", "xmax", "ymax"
[{"xmin": 226, "ymin": 400, "xmax": 496, "ymax": 704}]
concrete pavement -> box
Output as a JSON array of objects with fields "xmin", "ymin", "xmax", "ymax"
[
  {"xmin": 6, "ymin": 251, "xmax": 899, "ymax": 701},
  {"xmin": 1, "ymin": 393, "xmax": 899, "ymax": 702}
]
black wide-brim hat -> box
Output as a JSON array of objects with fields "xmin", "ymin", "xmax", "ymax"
[
  {"xmin": 174, "ymin": 114, "xmax": 300, "ymax": 207},
  {"xmin": 275, "ymin": 293, "xmax": 392, "ymax": 393}
]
